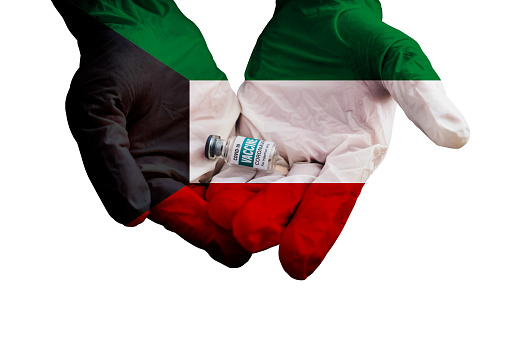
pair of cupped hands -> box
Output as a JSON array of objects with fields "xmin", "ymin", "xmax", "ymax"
[{"xmin": 54, "ymin": 0, "xmax": 469, "ymax": 279}]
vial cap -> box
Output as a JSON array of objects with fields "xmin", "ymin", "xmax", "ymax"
[{"xmin": 205, "ymin": 135, "xmax": 220, "ymax": 160}]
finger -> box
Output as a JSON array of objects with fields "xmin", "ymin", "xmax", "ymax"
[
  {"xmin": 384, "ymin": 80, "xmax": 470, "ymax": 149},
  {"xmin": 66, "ymin": 66, "xmax": 151, "ymax": 226},
  {"xmin": 232, "ymin": 183, "xmax": 309, "ymax": 252},
  {"xmin": 206, "ymin": 226, "xmax": 253, "ymax": 269},
  {"xmin": 149, "ymin": 185, "xmax": 251, "ymax": 268},
  {"xmin": 66, "ymin": 26, "xmax": 193, "ymax": 226},
  {"xmin": 231, "ymin": 162, "xmax": 321, "ymax": 252},
  {"xmin": 206, "ymin": 183, "xmax": 264, "ymax": 230},
  {"xmin": 376, "ymin": 24, "xmax": 470, "ymax": 148},
  {"xmin": 54, "ymin": 0, "xmax": 153, "ymax": 226},
  {"xmin": 126, "ymin": 211, "xmax": 151, "ymax": 227},
  {"xmin": 187, "ymin": 183, "xmax": 208, "ymax": 200},
  {"xmin": 205, "ymin": 164, "xmax": 265, "ymax": 230},
  {"xmin": 279, "ymin": 183, "xmax": 363, "ymax": 280},
  {"xmin": 205, "ymin": 155, "xmax": 291, "ymax": 231},
  {"xmin": 66, "ymin": 25, "xmax": 192, "ymax": 226},
  {"xmin": 335, "ymin": 10, "xmax": 470, "ymax": 148},
  {"xmin": 60, "ymin": 1, "xmax": 197, "ymax": 225}
]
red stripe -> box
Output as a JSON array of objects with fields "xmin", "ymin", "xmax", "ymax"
[
  {"xmin": 206, "ymin": 182, "xmax": 364, "ymax": 279},
  {"xmin": 141, "ymin": 182, "xmax": 363, "ymax": 277}
]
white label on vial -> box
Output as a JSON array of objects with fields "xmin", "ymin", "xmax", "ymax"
[{"xmin": 230, "ymin": 136, "xmax": 274, "ymax": 171}]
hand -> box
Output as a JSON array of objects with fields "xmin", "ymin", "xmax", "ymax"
[
  {"xmin": 53, "ymin": 0, "xmax": 251, "ymax": 267},
  {"xmin": 206, "ymin": 0, "xmax": 470, "ymax": 278}
]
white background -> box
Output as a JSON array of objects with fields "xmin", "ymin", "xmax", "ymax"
[{"xmin": 1, "ymin": 0, "xmax": 505, "ymax": 340}]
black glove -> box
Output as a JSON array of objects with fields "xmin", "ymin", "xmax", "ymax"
[{"xmin": 53, "ymin": 0, "xmax": 251, "ymax": 267}]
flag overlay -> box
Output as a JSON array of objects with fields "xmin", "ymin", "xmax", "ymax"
[{"xmin": 54, "ymin": 0, "xmax": 469, "ymax": 278}]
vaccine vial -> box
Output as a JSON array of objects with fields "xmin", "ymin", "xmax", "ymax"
[{"xmin": 205, "ymin": 135, "xmax": 279, "ymax": 172}]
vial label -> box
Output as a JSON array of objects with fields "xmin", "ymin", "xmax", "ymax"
[{"xmin": 230, "ymin": 136, "xmax": 275, "ymax": 171}]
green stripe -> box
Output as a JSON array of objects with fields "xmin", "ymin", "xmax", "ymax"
[
  {"xmin": 246, "ymin": 0, "xmax": 439, "ymax": 81},
  {"xmin": 69, "ymin": 0, "xmax": 226, "ymax": 81}
]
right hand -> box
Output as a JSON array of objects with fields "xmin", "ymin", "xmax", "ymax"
[{"xmin": 205, "ymin": 0, "xmax": 470, "ymax": 278}]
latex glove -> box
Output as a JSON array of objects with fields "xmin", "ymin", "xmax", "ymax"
[
  {"xmin": 206, "ymin": 0, "xmax": 469, "ymax": 278},
  {"xmin": 53, "ymin": 0, "xmax": 250, "ymax": 267}
]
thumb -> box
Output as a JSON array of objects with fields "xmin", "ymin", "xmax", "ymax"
[
  {"xmin": 378, "ymin": 27, "xmax": 470, "ymax": 148},
  {"xmin": 384, "ymin": 79, "xmax": 470, "ymax": 148}
]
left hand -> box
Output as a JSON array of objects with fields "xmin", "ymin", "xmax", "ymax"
[{"xmin": 53, "ymin": 0, "xmax": 251, "ymax": 268}]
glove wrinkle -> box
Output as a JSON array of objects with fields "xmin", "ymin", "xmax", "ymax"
[
  {"xmin": 279, "ymin": 183, "xmax": 363, "ymax": 280},
  {"xmin": 65, "ymin": 24, "xmax": 190, "ymax": 224},
  {"xmin": 208, "ymin": 0, "xmax": 468, "ymax": 279},
  {"xmin": 54, "ymin": 0, "xmax": 252, "ymax": 268},
  {"xmin": 232, "ymin": 183, "xmax": 310, "ymax": 253},
  {"xmin": 384, "ymin": 81, "xmax": 470, "ymax": 148},
  {"xmin": 149, "ymin": 186, "xmax": 251, "ymax": 268}
]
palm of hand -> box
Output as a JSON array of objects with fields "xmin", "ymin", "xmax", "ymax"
[{"xmin": 206, "ymin": 0, "xmax": 469, "ymax": 279}]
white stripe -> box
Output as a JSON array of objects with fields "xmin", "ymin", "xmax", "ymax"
[
  {"xmin": 189, "ymin": 81, "xmax": 240, "ymax": 182},
  {"xmin": 237, "ymin": 81, "xmax": 396, "ymax": 183},
  {"xmin": 234, "ymin": 80, "xmax": 468, "ymax": 183},
  {"xmin": 191, "ymin": 80, "xmax": 469, "ymax": 184}
]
